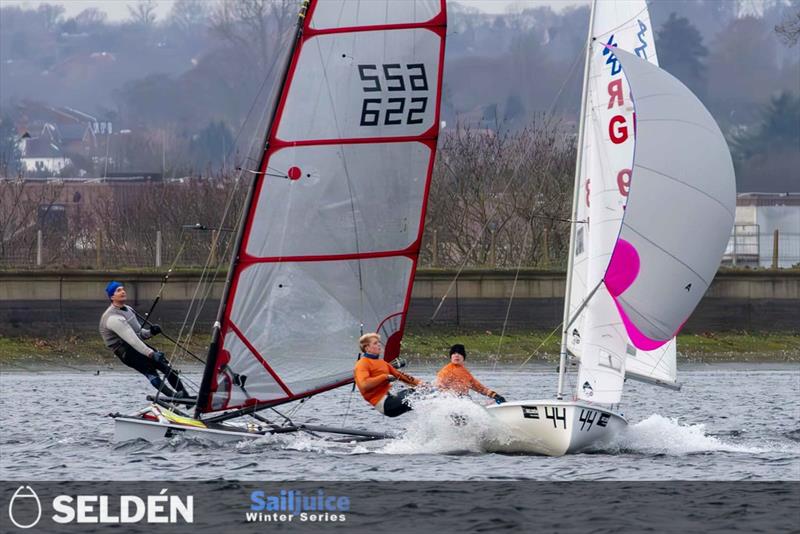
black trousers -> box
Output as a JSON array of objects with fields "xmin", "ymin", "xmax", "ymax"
[
  {"xmin": 383, "ymin": 389, "xmax": 414, "ymax": 418},
  {"xmin": 113, "ymin": 342, "xmax": 185, "ymax": 396}
]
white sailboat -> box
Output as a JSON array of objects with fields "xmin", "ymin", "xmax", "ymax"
[
  {"xmin": 113, "ymin": 0, "xmax": 448, "ymax": 442},
  {"xmin": 487, "ymin": 0, "xmax": 736, "ymax": 456}
]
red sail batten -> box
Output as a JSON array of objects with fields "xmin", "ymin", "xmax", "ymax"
[{"xmin": 228, "ymin": 321, "xmax": 294, "ymax": 397}]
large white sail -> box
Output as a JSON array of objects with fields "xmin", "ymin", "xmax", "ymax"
[
  {"xmin": 567, "ymin": 0, "xmax": 678, "ymax": 404},
  {"xmin": 603, "ymin": 47, "xmax": 736, "ymax": 347},
  {"xmin": 196, "ymin": 0, "xmax": 447, "ymax": 414}
]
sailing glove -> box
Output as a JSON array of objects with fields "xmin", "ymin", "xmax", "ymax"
[
  {"xmin": 149, "ymin": 324, "xmax": 162, "ymax": 336},
  {"xmin": 493, "ymin": 394, "xmax": 507, "ymax": 404},
  {"xmin": 391, "ymin": 357, "xmax": 407, "ymax": 369},
  {"xmin": 152, "ymin": 351, "xmax": 168, "ymax": 365},
  {"xmin": 387, "ymin": 374, "xmax": 397, "ymax": 383}
]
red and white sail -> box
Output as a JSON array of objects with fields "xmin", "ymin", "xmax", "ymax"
[
  {"xmin": 566, "ymin": 0, "xmax": 678, "ymax": 404},
  {"xmin": 198, "ymin": 0, "xmax": 446, "ymax": 414},
  {"xmin": 568, "ymin": 1, "xmax": 735, "ymax": 404}
]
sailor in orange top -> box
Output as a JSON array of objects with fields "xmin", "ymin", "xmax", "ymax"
[
  {"xmin": 354, "ymin": 333, "xmax": 423, "ymax": 417},
  {"xmin": 436, "ymin": 344, "xmax": 506, "ymax": 403}
]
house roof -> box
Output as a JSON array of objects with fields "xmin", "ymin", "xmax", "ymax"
[{"xmin": 22, "ymin": 137, "xmax": 65, "ymax": 158}]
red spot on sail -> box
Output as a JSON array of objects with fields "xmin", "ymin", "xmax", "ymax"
[{"xmin": 287, "ymin": 166, "xmax": 302, "ymax": 180}]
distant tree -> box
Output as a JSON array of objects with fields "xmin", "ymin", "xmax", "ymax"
[
  {"xmin": 189, "ymin": 121, "xmax": 235, "ymax": 172},
  {"xmin": 75, "ymin": 8, "xmax": 108, "ymax": 30},
  {"xmin": 168, "ymin": 0, "xmax": 209, "ymax": 34},
  {"xmin": 0, "ymin": 116, "xmax": 21, "ymax": 177},
  {"xmin": 657, "ymin": 13, "xmax": 708, "ymax": 98},
  {"xmin": 37, "ymin": 3, "xmax": 65, "ymax": 32},
  {"xmin": 732, "ymin": 91, "xmax": 800, "ymax": 192},
  {"xmin": 127, "ymin": 0, "xmax": 158, "ymax": 29},
  {"xmin": 776, "ymin": 10, "xmax": 800, "ymax": 46},
  {"xmin": 707, "ymin": 16, "xmax": 779, "ymax": 123},
  {"xmin": 503, "ymin": 94, "xmax": 525, "ymax": 122},
  {"xmin": 733, "ymin": 91, "xmax": 800, "ymax": 159},
  {"xmin": 209, "ymin": 0, "xmax": 296, "ymax": 71}
]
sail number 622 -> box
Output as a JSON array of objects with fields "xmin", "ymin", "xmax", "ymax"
[{"xmin": 358, "ymin": 63, "xmax": 429, "ymax": 126}]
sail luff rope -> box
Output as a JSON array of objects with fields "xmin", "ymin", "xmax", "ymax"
[{"xmin": 428, "ymin": 43, "xmax": 586, "ymax": 323}]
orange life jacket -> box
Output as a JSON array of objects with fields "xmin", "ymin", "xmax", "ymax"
[
  {"xmin": 436, "ymin": 362, "xmax": 494, "ymax": 398},
  {"xmin": 354, "ymin": 355, "xmax": 420, "ymax": 406}
]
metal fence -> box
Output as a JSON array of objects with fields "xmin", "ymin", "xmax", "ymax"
[
  {"xmin": 722, "ymin": 224, "xmax": 800, "ymax": 269},
  {"xmin": 4, "ymin": 225, "xmax": 799, "ymax": 271}
]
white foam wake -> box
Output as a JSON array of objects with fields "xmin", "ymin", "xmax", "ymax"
[
  {"xmin": 608, "ymin": 414, "xmax": 771, "ymax": 455},
  {"xmin": 379, "ymin": 393, "xmax": 512, "ymax": 455}
]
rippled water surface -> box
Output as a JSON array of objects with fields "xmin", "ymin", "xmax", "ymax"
[{"xmin": 1, "ymin": 362, "xmax": 798, "ymax": 480}]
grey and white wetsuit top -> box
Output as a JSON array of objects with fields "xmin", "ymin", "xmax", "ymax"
[{"xmin": 99, "ymin": 304, "xmax": 153, "ymax": 356}]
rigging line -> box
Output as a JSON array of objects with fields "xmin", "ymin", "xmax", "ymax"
[
  {"xmin": 183, "ymin": 186, "xmax": 248, "ymax": 339},
  {"xmin": 340, "ymin": 388, "xmax": 355, "ymax": 428},
  {"xmin": 313, "ymin": 35, "xmax": 366, "ymax": 333},
  {"xmin": 221, "ymin": 25, "xmax": 296, "ymax": 170},
  {"xmin": 428, "ymin": 47, "xmax": 585, "ymax": 324},
  {"xmin": 516, "ymin": 321, "xmax": 563, "ymax": 370},
  {"xmin": 591, "ymin": 6, "xmax": 649, "ymax": 41},
  {"xmin": 179, "ymin": 6, "xmax": 303, "ymax": 354},
  {"xmin": 174, "ymin": 61, "xmax": 276, "ymax": 358},
  {"xmin": 131, "ymin": 308, "xmax": 205, "ymax": 365},
  {"xmin": 144, "ymin": 234, "xmax": 187, "ymax": 321},
  {"xmin": 492, "ymin": 222, "xmax": 532, "ymax": 371}
]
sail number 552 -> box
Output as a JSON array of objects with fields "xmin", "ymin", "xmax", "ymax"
[{"xmin": 358, "ymin": 63, "xmax": 429, "ymax": 126}]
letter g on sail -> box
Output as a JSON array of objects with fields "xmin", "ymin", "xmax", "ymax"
[{"xmin": 8, "ymin": 485, "xmax": 42, "ymax": 529}]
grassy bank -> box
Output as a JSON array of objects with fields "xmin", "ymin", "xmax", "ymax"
[{"xmin": 1, "ymin": 329, "xmax": 798, "ymax": 369}]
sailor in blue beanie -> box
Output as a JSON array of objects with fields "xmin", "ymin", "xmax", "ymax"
[{"xmin": 99, "ymin": 281, "xmax": 187, "ymax": 398}]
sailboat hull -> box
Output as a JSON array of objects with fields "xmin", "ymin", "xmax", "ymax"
[
  {"xmin": 113, "ymin": 415, "xmax": 264, "ymax": 443},
  {"xmin": 112, "ymin": 408, "xmax": 393, "ymax": 444},
  {"xmin": 486, "ymin": 400, "xmax": 626, "ymax": 456}
]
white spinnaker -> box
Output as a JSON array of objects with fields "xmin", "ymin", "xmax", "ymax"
[
  {"xmin": 201, "ymin": 0, "xmax": 446, "ymax": 413},
  {"xmin": 568, "ymin": 0, "xmax": 678, "ymax": 404},
  {"xmin": 604, "ymin": 47, "xmax": 736, "ymax": 344}
]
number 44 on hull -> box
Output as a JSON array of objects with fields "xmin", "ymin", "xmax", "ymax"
[{"xmin": 486, "ymin": 401, "xmax": 626, "ymax": 456}]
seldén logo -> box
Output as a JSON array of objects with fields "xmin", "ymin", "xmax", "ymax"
[
  {"xmin": 7, "ymin": 485, "xmax": 193, "ymax": 527},
  {"xmin": 8, "ymin": 486, "xmax": 42, "ymax": 529}
]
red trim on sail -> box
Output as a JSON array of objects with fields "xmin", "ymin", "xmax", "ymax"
[
  {"xmin": 307, "ymin": 21, "xmax": 443, "ymax": 37},
  {"xmin": 304, "ymin": 0, "xmax": 446, "ymax": 36},
  {"xmin": 201, "ymin": 1, "xmax": 448, "ymax": 414},
  {"xmin": 214, "ymin": 376, "xmax": 356, "ymax": 414},
  {"xmin": 240, "ymin": 248, "xmax": 416, "ymax": 265},
  {"xmin": 270, "ymin": 132, "xmax": 438, "ymax": 148},
  {"xmin": 228, "ymin": 322, "xmax": 294, "ymax": 397}
]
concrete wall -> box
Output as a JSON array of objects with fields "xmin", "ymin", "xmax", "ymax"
[{"xmin": 0, "ymin": 269, "xmax": 798, "ymax": 335}]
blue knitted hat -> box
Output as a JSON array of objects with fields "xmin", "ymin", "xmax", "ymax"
[{"xmin": 105, "ymin": 281, "xmax": 123, "ymax": 299}]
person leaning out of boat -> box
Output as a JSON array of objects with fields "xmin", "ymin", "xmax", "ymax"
[
  {"xmin": 99, "ymin": 281, "xmax": 188, "ymax": 398},
  {"xmin": 354, "ymin": 333, "xmax": 424, "ymax": 417},
  {"xmin": 436, "ymin": 344, "xmax": 506, "ymax": 404}
]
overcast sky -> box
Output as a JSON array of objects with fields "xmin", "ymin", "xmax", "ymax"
[{"xmin": 4, "ymin": 0, "xmax": 588, "ymax": 21}]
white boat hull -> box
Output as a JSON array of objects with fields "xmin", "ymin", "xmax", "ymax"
[
  {"xmin": 112, "ymin": 406, "xmax": 392, "ymax": 444},
  {"xmin": 486, "ymin": 400, "xmax": 626, "ymax": 456},
  {"xmin": 114, "ymin": 415, "xmax": 264, "ymax": 443}
]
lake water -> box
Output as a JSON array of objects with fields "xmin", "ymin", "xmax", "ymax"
[{"xmin": 1, "ymin": 362, "xmax": 798, "ymax": 481}]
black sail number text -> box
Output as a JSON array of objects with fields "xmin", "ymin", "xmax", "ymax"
[{"xmin": 358, "ymin": 63, "xmax": 429, "ymax": 126}]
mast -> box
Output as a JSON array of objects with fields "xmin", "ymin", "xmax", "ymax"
[
  {"xmin": 556, "ymin": 0, "xmax": 597, "ymax": 400},
  {"xmin": 195, "ymin": 1, "xmax": 310, "ymax": 418}
]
